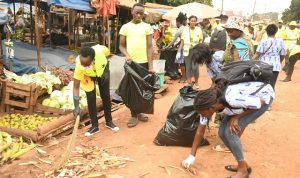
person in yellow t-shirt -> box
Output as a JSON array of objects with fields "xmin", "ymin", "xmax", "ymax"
[
  {"xmin": 119, "ymin": 3, "xmax": 154, "ymax": 128},
  {"xmin": 178, "ymin": 15, "xmax": 203, "ymax": 88},
  {"xmin": 281, "ymin": 45, "xmax": 300, "ymax": 82},
  {"xmin": 276, "ymin": 20, "xmax": 286, "ymax": 40},
  {"xmin": 282, "ymin": 21, "xmax": 300, "ymax": 72},
  {"xmin": 73, "ymin": 45, "xmax": 119, "ymax": 137}
]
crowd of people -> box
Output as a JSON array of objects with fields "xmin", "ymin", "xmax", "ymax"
[{"xmin": 71, "ymin": 3, "xmax": 300, "ymax": 178}]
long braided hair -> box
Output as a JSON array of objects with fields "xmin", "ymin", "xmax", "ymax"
[
  {"xmin": 193, "ymin": 79, "xmax": 228, "ymax": 110},
  {"xmin": 176, "ymin": 12, "xmax": 187, "ymax": 25},
  {"xmin": 190, "ymin": 43, "xmax": 214, "ymax": 65}
]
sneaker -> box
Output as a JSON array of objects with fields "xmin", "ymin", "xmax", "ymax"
[
  {"xmin": 105, "ymin": 122, "xmax": 120, "ymax": 131},
  {"xmin": 84, "ymin": 127, "xmax": 100, "ymax": 137}
]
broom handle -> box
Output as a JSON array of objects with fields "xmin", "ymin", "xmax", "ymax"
[{"xmin": 55, "ymin": 116, "xmax": 80, "ymax": 171}]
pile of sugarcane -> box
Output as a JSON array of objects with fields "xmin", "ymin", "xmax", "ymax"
[
  {"xmin": 0, "ymin": 131, "xmax": 35, "ymax": 165},
  {"xmin": 42, "ymin": 146, "xmax": 133, "ymax": 178}
]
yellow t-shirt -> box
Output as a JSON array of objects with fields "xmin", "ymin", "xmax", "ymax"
[
  {"xmin": 74, "ymin": 61, "xmax": 96, "ymax": 92},
  {"xmin": 74, "ymin": 45, "xmax": 109, "ymax": 92},
  {"xmin": 276, "ymin": 27, "xmax": 287, "ymax": 40},
  {"xmin": 119, "ymin": 21, "xmax": 153, "ymax": 63}
]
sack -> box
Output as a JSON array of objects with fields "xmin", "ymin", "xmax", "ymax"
[
  {"xmin": 116, "ymin": 61, "xmax": 160, "ymax": 114},
  {"xmin": 209, "ymin": 28, "xmax": 227, "ymax": 51},
  {"xmin": 215, "ymin": 60, "xmax": 273, "ymax": 85},
  {"xmin": 154, "ymin": 85, "xmax": 209, "ymax": 147}
]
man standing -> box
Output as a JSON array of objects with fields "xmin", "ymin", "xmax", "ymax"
[
  {"xmin": 282, "ymin": 21, "xmax": 300, "ymax": 73},
  {"xmin": 73, "ymin": 45, "xmax": 119, "ymax": 136},
  {"xmin": 255, "ymin": 24, "xmax": 264, "ymax": 43},
  {"xmin": 276, "ymin": 20, "xmax": 286, "ymax": 40},
  {"xmin": 119, "ymin": 3, "xmax": 154, "ymax": 128}
]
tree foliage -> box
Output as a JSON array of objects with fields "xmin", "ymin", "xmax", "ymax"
[
  {"xmin": 282, "ymin": 0, "xmax": 300, "ymax": 22},
  {"xmin": 252, "ymin": 12, "xmax": 279, "ymax": 22}
]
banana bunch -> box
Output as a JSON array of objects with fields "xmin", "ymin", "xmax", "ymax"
[
  {"xmin": 0, "ymin": 114, "xmax": 56, "ymax": 130},
  {"xmin": 0, "ymin": 131, "xmax": 35, "ymax": 165}
]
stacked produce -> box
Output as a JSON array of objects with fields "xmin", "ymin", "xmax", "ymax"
[
  {"xmin": 42, "ymin": 81, "xmax": 100, "ymax": 110},
  {"xmin": 4, "ymin": 70, "xmax": 61, "ymax": 94},
  {"xmin": 0, "ymin": 114, "xmax": 56, "ymax": 130},
  {"xmin": 0, "ymin": 131, "xmax": 35, "ymax": 165},
  {"xmin": 51, "ymin": 67, "xmax": 73, "ymax": 86}
]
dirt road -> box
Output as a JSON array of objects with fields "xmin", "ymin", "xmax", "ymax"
[{"xmin": 1, "ymin": 65, "xmax": 300, "ymax": 178}]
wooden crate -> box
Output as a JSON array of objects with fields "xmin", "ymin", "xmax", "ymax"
[
  {"xmin": 1, "ymin": 80, "xmax": 45, "ymax": 114},
  {"xmin": 35, "ymin": 102, "xmax": 72, "ymax": 117}
]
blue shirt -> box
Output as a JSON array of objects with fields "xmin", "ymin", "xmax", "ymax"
[{"xmin": 233, "ymin": 38, "xmax": 251, "ymax": 61}]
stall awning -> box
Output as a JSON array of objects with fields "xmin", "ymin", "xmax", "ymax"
[
  {"xmin": 117, "ymin": 0, "xmax": 135, "ymax": 9},
  {"xmin": 47, "ymin": 0, "xmax": 95, "ymax": 12}
]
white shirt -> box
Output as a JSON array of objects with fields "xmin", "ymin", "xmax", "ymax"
[
  {"xmin": 256, "ymin": 37, "xmax": 286, "ymax": 71},
  {"xmin": 199, "ymin": 81, "xmax": 275, "ymax": 125},
  {"xmin": 221, "ymin": 81, "xmax": 275, "ymax": 115},
  {"xmin": 206, "ymin": 50, "xmax": 224, "ymax": 79}
]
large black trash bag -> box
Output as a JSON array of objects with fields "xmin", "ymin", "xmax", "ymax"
[
  {"xmin": 154, "ymin": 85, "xmax": 208, "ymax": 147},
  {"xmin": 117, "ymin": 61, "xmax": 160, "ymax": 114},
  {"xmin": 160, "ymin": 49, "xmax": 180, "ymax": 80}
]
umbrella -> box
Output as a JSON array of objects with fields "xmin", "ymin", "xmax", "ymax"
[{"xmin": 162, "ymin": 2, "xmax": 220, "ymax": 20}]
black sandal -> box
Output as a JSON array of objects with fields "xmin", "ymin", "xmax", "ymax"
[{"xmin": 225, "ymin": 165, "xmax": 252, "ymax": 174}]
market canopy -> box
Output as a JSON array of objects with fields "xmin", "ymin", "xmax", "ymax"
[
  {"xmin": 47, "ymin": 0, "xmax": 95, "ymax": 12},
  {"xmin": 117, "ymin": 0, "xmax": 136, "ymax": 9},
  {"xmin": 162, "ymin": 2, "xmax": 220, "ymax": 20}
]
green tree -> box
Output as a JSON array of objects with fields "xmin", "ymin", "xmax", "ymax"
[{"xmin": 282, "ymin": 0, "xmax": 300, "ymax": 22}]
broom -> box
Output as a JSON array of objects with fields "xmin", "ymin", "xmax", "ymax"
[{"xmin": 55, "ymin": 115, "xmax": 80, "ymax": 171}]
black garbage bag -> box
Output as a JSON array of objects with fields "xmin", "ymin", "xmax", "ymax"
[
  {"xmin": 154, "ymin": 85, "xmax": 208, "ymax": 147},
  {"xmin": 160, "ymin": 49, "xmax": 180, "ymax": 80},
  {"xmin": 117, "ymin": 61, "xmax": 160, "ymax": 114}
]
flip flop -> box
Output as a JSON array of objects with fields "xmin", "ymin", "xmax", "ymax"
[
  {"xmin": 280, "ymin": 79, "xmax": 291, "ymax": 82},
  {"xmin": 137, "ymin": 114, "xmax": 149, "ymax": 122},
  {"xmin": 127, "ymin": 117, "xmax": 138, "ymax": 128},
  {"xmin": 225, "ymin": 165, "xmax": 252, "ymax": 174},
  {"xmin": 227, "ymin": 172, "xmax": 250, "ymax": 178},
  {"xmin": 212, "ymin": 145, "xmax": 231, "ymax": 153}
]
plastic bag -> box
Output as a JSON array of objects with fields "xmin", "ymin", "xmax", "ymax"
[
  {"xmin": 117, "ymin": 61, "xmax": 160, "ymax": 114},
  {"xmin": 154, "ymin": 85, "xmax": 206, "ymax": 147},
  {"xmin": 160, "ymin": 49, "xmax": 180, "ymax": 80}
]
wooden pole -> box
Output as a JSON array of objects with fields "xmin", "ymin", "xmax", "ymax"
[
  {"xmin": 102, "ymin": 17, "xmax": 105, "ymax": 45},
  {"xmin": 97, "ymin": 16, "xmax": 101, "ymax": 44},
  {"xmin": 73, "ymin": 12, "xmax": 76, "ymax": 49},
  {"xmin": 68, "ymin": 9, "xmax": 72, "ymax": 49},
  {"xmin": 13, "ymin": 1, "xmax": 16, "ymax": 25},
  {"xmin": 114, "ymin": 9, "xmax": 120, "ymax": 53},
  {"xmin": 30, "ymin": 0, "xmax": 34, "ymax": 44},
  {"xmin": 252, "ymin": 0, "xmax": 257, "ymax": 21},
  {"xmin": 48, "ymin": 13, "xmax": 53, "ymax": 48},
  {"xmin": 221, "ymin": 0, "xmax": 224, "ymax": 14},
  {"xmin": 34, "ymin": 0, "xmax": 41, "ymax": 69},
  {"xmin": 75, "ymin": 12, "xmax": 80, "ymax": 49},
  {"xmin": 106, "ymin": 17, "xmax": 110, "ymax": 51},
  {"xmin": 0, "ymin": 34, "xmax": 2, "ymax": 59}
]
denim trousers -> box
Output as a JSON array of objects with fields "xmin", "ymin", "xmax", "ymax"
[{"xmin": 218, "ymin": 102, "xmax": 271, "ymax": 161}]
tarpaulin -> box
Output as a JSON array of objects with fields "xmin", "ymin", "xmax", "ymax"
[
  {"xmin": 47, "ymin": 0, "xmax": 95, "ymax": 12},
  {"xmin": 91, "ymin": 0, "xmax": 117, "ymax": 16}
]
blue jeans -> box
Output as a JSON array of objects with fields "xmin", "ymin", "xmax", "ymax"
[{"xmin": 218, "ymin": 102, "xmax": 271, "ymax": 161}]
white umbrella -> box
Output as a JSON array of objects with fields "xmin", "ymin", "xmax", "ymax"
[{"xmin": 163, "ymin": 2, "xmax": 220, "ymax": 20}]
